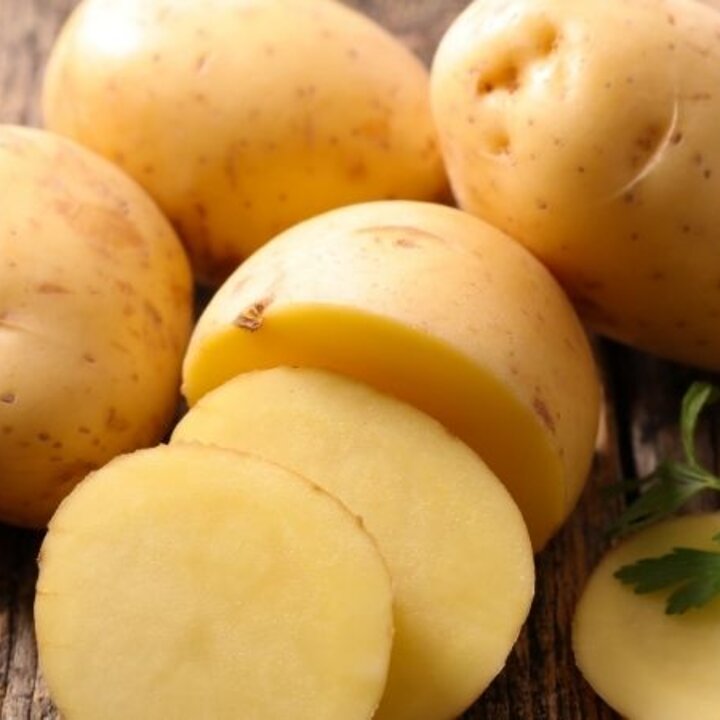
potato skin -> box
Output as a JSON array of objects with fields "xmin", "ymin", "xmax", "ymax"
[
  {"xmin": 43, "ymin": 0, "xmax": 448, "ymax": 285},
  {"xmin": 0, "ymin": 126, "xmax": 192, "ymax": 527},
  {"xmin": 432, "ymin": 0, "xmax": 720, "ymax": 369}
]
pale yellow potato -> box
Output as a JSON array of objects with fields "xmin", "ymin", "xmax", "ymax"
[
  {"xmin": 182, "ymin": 200, "xmax": 600, "ymax": 549},
  {"xmin": 431, "ymin": 0, "xmax": 720, "ymax": 370},
  {"xmin": 43, "ymin": 0, "xmax": 447, "ymax": 285},
  {"xmin": 173, "ymin": 367, "xmax": 534, "ymax": 720},
  {"xmin": 35, "ymin": 443, "xmax": 393, "ymax": 720},
  {"xmin": 573, "ymin": 513, "xmax": 720, "ymax": 720},
  {"xmin": 0, "ymin": 125, "xmax": 192, "ymax": 528}
]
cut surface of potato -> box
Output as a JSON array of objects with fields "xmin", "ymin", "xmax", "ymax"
[
  {"xmin": 432, "ymin": 0, "xmax": 720, "ymax": 369},
  {"xmin": 182, "ymin": 200, "xmax": 600, "ymax": 549},
  {"xmin": 43, "ymin": 0, "xmax": 447, "ymax": 284},
  {"xmin": 0, "ymin": 125, "xmax": 192, "ymax": 527},
  {"xmin": 573, "ymin": 513, "xmax": 720, "ymax": 720},
  {"xmin": 35, "ymin": 444, "xmax": 393, "ymax": 720},
  {"xmin": 173, "ymin": 367, "xmax": 535, "ymax": 720}
]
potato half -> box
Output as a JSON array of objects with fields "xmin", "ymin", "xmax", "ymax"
[
  {"xmin": 573, "ymin": 513, "xmax": 720, "ymax": 720},
  {"xmin": 0, "ymin": 126, "xmax": 191, "ymax": 527},
  {"xmin": 43, "ymin": 0, "xmax": 447, "ymax": 284},
  {"xmin": 431, "ymin": 0, "xmax": 720, "ymax": 369},
  {"xmin": 173, "ymin": 367, "xmax": 535, "ymax": 720},
  {"xmin": 35, "ymin": 443, "xmax": 393, "ymax": 720},
  {"xmin": 182, "ymin": 201, "xmax": 600, "ymax": 549}
]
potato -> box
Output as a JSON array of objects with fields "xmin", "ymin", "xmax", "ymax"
[
  {"xmin": 173, "ymin": 367, "xmax": 534, "ymax": 720},
  {"xmin": 0, "ymin": 126, "xmax": 192, "ymax": 527},
  {"xmin": 573, "ymin": 513, "xmax": 720, "ymax": 720},
  {"xmin": 35, "ymin": 443, "xmax": 393, "ymax": 720},
  {"xmin": 431, "ymin": 0, "xmax": 720, "ymax": 369},
  {"xmin": 181, "ymin": 200, "xmax": 600, "ymax": 549},
  {"xmin": 43, "ymin": 0, "xmax": 448, "ymax": 285}
]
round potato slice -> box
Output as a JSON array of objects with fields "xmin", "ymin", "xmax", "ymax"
[
  {"xmin": 35, "ymin": 444, "xmax": 393, "ymax": 720},
  {"xmin": 431, "ymin": 0, "xmax": 720, "ymax": 369},
  {"xmin": 182, "ymin": 200, "xmax": 600, "ymax": 549},
  {"xmin": 172, "ymin": 367, "xmax": 535, "ymax": 720},
  {"xmin": 43, "ymin": 0, "xmax": 447, "ymax": 284},
  {"xmin": 573, "ymin": 513, "xmax": 720, "ymax": 720},
  {"xmin": 0, "ymin": 125, "xmax": 191, "ymax": 527}
]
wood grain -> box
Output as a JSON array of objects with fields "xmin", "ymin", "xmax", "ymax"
[{"xmin": 0, "ymin": 1, "xmax": 692, "ymax": 718}]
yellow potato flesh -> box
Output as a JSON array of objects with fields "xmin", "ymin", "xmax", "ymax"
[
  {"xmin": 35, "ymin": 444, "xmax": 393, "ymax": 720},
  {"xmin": 0, "ymin": 126, "xmax": 191, "ymax": 527},
  {"xmin": 431, "ymin": 0, "xmax": 720, "ymax": 369},
  {"xmin": 183, "ymin": 201, "xmax": 600, "ymax": 549},
  {"xmin": 43, "ymin": 0, "xmax": 447, "ymax": 284},
  {"xmin": 573, "ymin": 513, "xmax": 720, "ymax": 720},
  {"xmin": 172, "ymin": 367, "xmax": 534, "ymax": 720}
]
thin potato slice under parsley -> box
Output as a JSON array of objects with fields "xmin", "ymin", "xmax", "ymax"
[{"xmin": 573, "ymin": 513, "xmax": 720, "ymax": 720}]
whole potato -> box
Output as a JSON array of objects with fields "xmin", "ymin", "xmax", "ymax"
[
  {"xmin": 43, "ymin": 0, "xmax": 448, "ymax": 285},
  {"xmin": 432, "ymin": 0, "xmax": 720, "ymax": 369},
  {"xmin": 0, "ymin": 126, "xmax": 192, "ymax": 527}
]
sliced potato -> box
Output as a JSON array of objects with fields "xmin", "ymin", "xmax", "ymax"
[
  {"xmin": 573, "ymin": 513, "xmax": 720, "ymax": 720},
  {"xmin": 35, "ymin": 444, "xmax": 393, "ymax": 720},
  {"xmin": 172, "ymin": 367, "xmax": 535, "ymax": 720},
  {"xmin": 182, "ymin": 200, "xmax": 600, "ymax": 549}
]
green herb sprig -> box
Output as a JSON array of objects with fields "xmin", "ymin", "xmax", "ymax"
[{"xmin": 612, "ymin": 382, "xmax": 720, "ymax": 614}]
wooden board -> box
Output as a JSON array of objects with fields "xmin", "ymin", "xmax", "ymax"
[{"xmin": 0, "ymin": 1, "xmax": 715, "ymax": 718}]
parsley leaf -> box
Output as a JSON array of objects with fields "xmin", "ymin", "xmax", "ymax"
[
  {"xmin": 614, "ymin": 536, "xmax": 720, "ymax": 614},
  {"xmin": 611, "ymin": 382, "xmax": 720, "ymax": 614},
  {"xmin": 610, "ymin": 382, "xmax": 720, "ymax": 538}
]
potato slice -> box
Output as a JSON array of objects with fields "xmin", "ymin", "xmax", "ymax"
[
  {"xmin": 182, "ymin": 200, "xmax": 600, "ymax": 549},
  {"xmin": 172, "ymin": 367, "xmax": 535, "ymax": 720},
  {"xmin": 35, "ymin": 444, "xmax": 393, "ymax": 720},
  {"xmin": 573, "ymin": 513, "xmax": 720, "ymax": 720}
]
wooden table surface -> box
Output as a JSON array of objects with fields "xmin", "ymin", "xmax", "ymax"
[{"xmin": 0, "ymin": 1, "xmax": 716, "ymax": 718}]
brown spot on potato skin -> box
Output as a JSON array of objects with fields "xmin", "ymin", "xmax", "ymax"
[
  {"xmin": 1, "ymin": 392, "xmax": 16, "ymax": 404},
  {"xmin": 356, "ymin": 225, "xmax": 444, "ymax": 246},
  {"xmin": 36, "ymin": 282, "xmax": 70, "ymax": 294},
  {"xmin": 347, "ymin": 161, "xmax": 367, "ymax": 180},
  {"xmin": 106, "ymin": 407, "xmax": 131, "ymax": 433},
  {"xmin": 195, "ymin": 53, "xmax": 209, "ymax": 73},
  {"xmin": 394, "ymin": 237, "xmax": 419, "ymax": 249},
  {"xmin": 143, "ymin": 301, "xmax": 162, "ymax": 327},
  {"xmin": 235, "ymin": 297, "xmax": 273, "ymax": 331},
  {"xmin": 533, "ymin": 396, "xmax": 556, "ymax": 434},
  {"xmin": 56, "ymin": 201, "xmax": 146, "ymax": 251},
  {"xmin": 116, "ymin": 280, "xmax": 135, "ymax": 295},
  {"xmin": 352, "ymin": 117, "xmax": 391, "ymax": 149}
]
